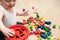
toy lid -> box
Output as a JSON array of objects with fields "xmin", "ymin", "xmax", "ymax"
[{"xmin": 5, "ymin": 24, "xmax": 29, "ymax": 40}]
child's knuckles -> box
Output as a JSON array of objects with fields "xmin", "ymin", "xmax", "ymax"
[{"xmin": 8, "ymin": 33, "xmax": 13, "ymax": 36}]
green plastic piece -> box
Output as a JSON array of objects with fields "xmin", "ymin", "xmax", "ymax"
[
  {"xmin": 47, "ymin": 33, "xmax": 53, "ymax": 40},
  {"xmin": 27, "ymin": 20, "xmax": 31, "ymax": 24},
  {"xmin": 36, "ymin": 13, "xmax": 39, "ymax": 18},
  {"xmin": 59, "ymin": 26, "xmax": 60, "ymax": 29},
  {"xmin": 44, "ymin": 26, "xmax": 49, "ymax": 32},
  {"xmin": 52, "ymin": 24, "xmax": 56, "ymax": 29},
  {"xmin": 27, "ymin": 25, "xmax": 31, "ymax": 30},
  {"xmin": 47, "ymin": 36, "xmax": 53, "ymax": 40}
]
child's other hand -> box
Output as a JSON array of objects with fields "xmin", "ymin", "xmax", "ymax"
[{"xmin": 1, "ymin": 28, "xmax": 15, "ymax": 37}]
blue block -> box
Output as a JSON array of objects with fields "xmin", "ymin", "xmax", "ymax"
[
  {"xmin": 17, "ymin": 22, "xmax": 24, "ymax": 25},
  {"xmin": 41, "ymin": 34, "xmax": 47, "ymax": 39},
  {"xmin": 46, "ymin": 31, "xmax": 51, "ymax": 36},
  {"xmin": 45, "ymin": 21, "xmax": 51, "ymax": 25},
  {"xmin": 38, "ymin": 25, "xmax": 44, "ymax": 29},
  {"xmin": 41, "ymin": 31, "xmax": 51, "ymax": 39}
]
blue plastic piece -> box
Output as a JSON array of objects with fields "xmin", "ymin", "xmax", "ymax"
[
  {"xmin": 41, "ymin": 31, "xmax": 51, "ymax": 39},
  {"xmin": 46, "ymin": 31, "xmax": 51, "ymax": 36},
  {"xmin": 38, "ymin": 25, "xmax": 44, "ymax": 29},
  {"xmin": 17, "ymin": 22, "xmax": 24, "ymax": 25},
  {"xmin": 45, "ymin": 21, "xmax": 51, "ymax": 25},
  {"xmin": 41, "ymin": 33, "xmax": 47, "ymax": 39}
]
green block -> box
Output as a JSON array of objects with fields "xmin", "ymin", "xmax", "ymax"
[
  {"xmin": 52, "ymin": 24, "xmax": 56, "ymax": 29},
  {"xmin": 47, "ymin": 33, "xmax": 53, "ymax": 40},
  {"xmin": 27, "ymin": 25, "xmax": 31, "ymax": 30},
  {"xmin": 44, "ymin": 26, "xmax": 49, "ymax": 32},
  {"xmin": 36, "ymin": 13, "xmax": 39, "ymax": 18}
]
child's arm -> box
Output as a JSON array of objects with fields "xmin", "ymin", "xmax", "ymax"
[
  {"xmin": 0, "ymin": 10, "xmax": 15, "ymax": 37},
  {"xmin": 16, "ymin": 10, "xmax": 29, "ymax": 16}
]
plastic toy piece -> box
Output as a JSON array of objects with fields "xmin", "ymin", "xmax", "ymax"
[
  {"xmin": 29, "ymin": 16, "xmax": 34, "ymax": 22},
  {"xmin": 29, "ymin": 17, "xmax": 34, "ymax": 20},
  {"xmin": 38, "ymin": 25, "xmax": 44, "ymax": 29},
  {"xmin": 39, "ymin": 20, "xmax": 44, "ymax": 26},
  {"xmin": 27, "ymin": 20, "xmax": 31, "ymax": 24},
  {"xmin": 52, "ymin": 24, "xmax": 56, "ymax": 29},
  {"xmin": 22, "ymin": 20, "xmax": 27, "ymax": 24},
  {"xmin": 17, "ymin": 22, "xmax": 24, "ymax": 25},
  {"xmin": 27, "ymin": 25, "xmax": 31, "ymax": 31},
  {"xmin": 6, "ymin": 24, "xmax": 29, "ymax": 40},
  {"xmin": 47, "ymin": 33, "xmax": 53, "ymax": 39},
  {"xmin": 34, "ymin": 30, "xmax": 41, "ymax": 35},
  {"xmin": 41, "ymin": 31, "xmax": 51, "ymax": 39},
  {"xmin": 46, "ymin": 31, "xmax": 51, "ymax": 36},
  {"xmin": 41, "ymin": 33, "xmax": 47, "ymax": 39},
  {"xmin": 47, "ymin": 36, "xmax": 53, "ymax": 40},
  {"xmin": 45, "ymin": 21, "xmax": 51, "ymax": 25},
  {"xmin": 44, "ymin": 26, "xmax": 50, "ymax": 32},
  {"xmin": 35, "ymin": 18, "xmax": 39, "ymax": 21},
  {"xmin": 57, "ymin": 37, "xmax": 60, "ymax": 40},
  {"xmin": 36, "ymin": 13, "xmax": 39, "ymax": 18},
  {"xmin": 59, "ymin": 26, "xmax": 60, "ymax": 28},
  {"xmin": 40, "ymin": 16, "xmax": 45, "ymax": 21}
]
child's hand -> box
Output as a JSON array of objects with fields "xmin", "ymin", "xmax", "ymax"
[
  {"xmin": 1, "ymin": 28, "xmax": 15, "ymax": 37},
  {"xmin": 22, "ymin": 11, "xmax": 29, "ymax": 16},
  {"xmin": 16, "ymin": 10, "xmax": 29, "ymax": 16}
]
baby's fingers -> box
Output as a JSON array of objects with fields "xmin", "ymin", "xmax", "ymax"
[
  {"xmin": 9, "ymin": 29, "xmax": 15, "ymax": 36},
  {"xmin": 10, "ymin": 29, "xmax": 15, "ymax": 34},
  {"xmin": 5, "ymin": 34, "xmax": 9, "ymax": 37}
]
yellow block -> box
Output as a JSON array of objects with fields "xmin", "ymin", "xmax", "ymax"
[{"xmin": 57, "ymin": 37, "xmax": 60, "ymax": 40}]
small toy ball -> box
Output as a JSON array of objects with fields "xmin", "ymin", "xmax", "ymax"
[
  {"xmin": 52, "ymin": 24, "xmax": 56, "ymax": 29},
  {"xmin": 26, "ymin": 34, "xmax": 38, "ymax": 40},
  {"xmin": 5, "ymin": 24, "xmax": 29, "ymax": 40}
]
